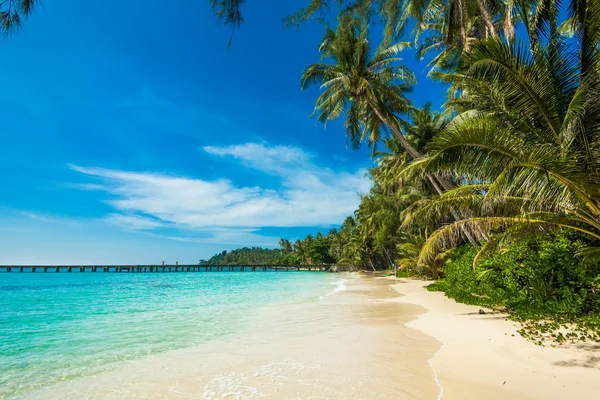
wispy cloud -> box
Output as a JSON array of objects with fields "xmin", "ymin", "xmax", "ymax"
[
  {"xmin": 203, "ymin": 142, "xmax": 311, "ymax": 175},
  {"xmin": 105, "ymin": 214, "xmax": 167, "ymax": 230},
  {"xmin": 12, "ymin": 210, "xmax": 84, "ymax": 227},
  {"xmin": 69, "ymin": 142, "xmax": 370, "ymax": 245},
  {"xmin": 144, "ymin": 229, "xmax": 282, "ymax": 247}
]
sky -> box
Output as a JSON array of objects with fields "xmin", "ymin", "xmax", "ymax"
[{"xmin": 0, "ymin": 0, "xmax": 446, "ymax": 264}]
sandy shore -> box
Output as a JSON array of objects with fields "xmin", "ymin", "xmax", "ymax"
[
  {"xmin": 12, "ymin": 274, "xmax": 599, "ymax": 399},
  {"xmin": 389, "ymin": 277, "xmax": 600, "ymax": 400},
  {"xmin": 17, "ymin": 274, "xmax": 440, "ymax": 400}
]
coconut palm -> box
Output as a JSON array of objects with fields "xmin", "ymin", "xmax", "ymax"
[
  {"xmin": 278, "ymin": 238, "xmax": 293, "ymax": 253},
  {"xmin": 209, "ymin": 0, "xmax": 245, "ymax": 27},
  {"xmin": 301, "ymin": 17, "xmax": 419, "ymax": 156},
  {"xmin": 402, "ymin": 10, "xmax": 600, "ymax": 267},
  {"xmin": 403, "ymin": 102, "xmax": 452, "ymax": 153},
  {"xmin": 301, "ymin": 17, "xmax": 466, "ymax": 197}
]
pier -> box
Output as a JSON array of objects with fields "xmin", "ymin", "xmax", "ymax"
[{"xmin": 0, "ymin": 264, "xmax": 331, "ymax": 273}]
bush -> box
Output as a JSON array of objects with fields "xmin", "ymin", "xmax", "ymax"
[
  {"xmin": 428, "ymin": 231, "xmax": 600, "ymax": 344},
  {"xmin": 427, "ymin": 245, "xmax": 507, "ymax": 307}
]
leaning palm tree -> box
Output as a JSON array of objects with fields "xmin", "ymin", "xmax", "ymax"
[
  {"xmin": 403, "ymin": 7, "xmax": 600, "ymax": 268},
  {"xmin": 0, "ymin": 0, "xmax": 37, "ymax": 35},
  {"xmin": 301, "ymin": 17, "xmax": 468, "ymax": 199},
  {"xmin": 301, "ymin": 17, "xmax": 420, "ymax": 157},
  {"xmin": 302, "ymin": 18, "xmax": 472, "ymax": 196}
]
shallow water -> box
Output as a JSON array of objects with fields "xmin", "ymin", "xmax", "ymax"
[{"xmin": 1, "ymin": 272, "xmax": 438, "ymax": 399}]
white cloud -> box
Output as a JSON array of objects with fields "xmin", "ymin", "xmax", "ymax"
[
  {"xmin": 69, "ymin": 143, "xmax": 370, "ymax": 244},
  {"xmin": 203, "ymin": 142, "xmax": 311, "ymax": 175},
  {"xmin": 145, "ymin": 229, "xmax": 282, "ymax": 248},
  {"xmin": 105, "ymin": 214, "xmax": 167, "ymax": 230}
]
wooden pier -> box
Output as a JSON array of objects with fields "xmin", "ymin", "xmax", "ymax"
[{"xmin": 0, "ymin": 264, "xmax": 331, "ymax": 273}]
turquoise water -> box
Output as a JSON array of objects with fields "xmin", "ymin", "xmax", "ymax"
[{"xmin": 0, "ymin": 272, "xmax": 338, "ymax": 399}]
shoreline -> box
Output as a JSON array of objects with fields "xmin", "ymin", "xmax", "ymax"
[
  {"xmin": 8, "ymin": 272, "xmax": 599, "ymax": 399},
  {"xmin": 11, "ymin": 273, "xmax": 440, "ymax": 400},
  {"xmin": 387, "ymin": 277, "xmax": 600, "ymax": 400}
]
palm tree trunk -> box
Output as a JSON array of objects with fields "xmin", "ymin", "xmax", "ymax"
[
  {"xmin": 503, "ymin": 2, "xmax": 515, "ymax": 40},
  {"xmin": 428, "ymin": 175, "xmax": 445, "ymax": 195},
  {"xmin": 367, "ymin": 99, "xmax": 479, "ymax": 245},
  {"xmin": 366, "ymin": 99, "xmax": 453, "ymax": 194},
  {"xmin": 457, "ymin": 0, "xmax": 468, "ymax": 45},
  {"xmin": 477, "ymin": 0, "xmax": 497, "ymax": 38},
  {"xmin": 367, "ymin": 100, "xmax": 422, "ymax": 159},
  {"xmin": 368, "ymin": 256, "xmax": 376, "ymax": 271},
  {"xmin": 435, "ymin": 175, "xmax": 455, "ymax": 192},
  {"xmin": 382, "ymin": 245, "xmax": 394, "ymax": 270}
]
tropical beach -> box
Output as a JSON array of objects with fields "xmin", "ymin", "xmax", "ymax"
[
  {"xmin": 2, "ymin": 272, "xmax": 437, "ymax": 399},
  {"xmin": 3, "ymin": 0, "xmax": 600, "ymax": 399},
  {"xmin": 3, "ymin": 272, "xmax": 599, "ymax": 399},
  {"xmin": 392, "ymin": 278, "xmax": 600, "ymax": 400}
]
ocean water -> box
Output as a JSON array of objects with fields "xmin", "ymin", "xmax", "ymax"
[{"xmin": 0, "ymin": 271, "xmax": 344, "ymax": 399}]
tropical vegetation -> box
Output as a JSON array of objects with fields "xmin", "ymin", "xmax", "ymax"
[
  {"xmin": 10, "ymin": 0, "xmax": 600, "ymax": 343},
  {"xmin": 297, "ymin": 0, "xmax": 600, "ymax": 343},
  {"xmin": 200, "ymin": 247, "xmax": 285, "ymax": 265},
  {"xmin": 201, "ymin": 235, "xmax": 336, "ymax": 265},
  {"xmin": 0, "ymin": 0, "xmax": 36, "ymax": 35},
  {"xmin": 302, "ymin": 0, "xmax": 600, "ymax": 343}
]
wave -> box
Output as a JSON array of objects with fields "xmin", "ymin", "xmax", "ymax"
[{"xmin": 319, "ymin": 278, "xmax": 347, "ymax": 300}]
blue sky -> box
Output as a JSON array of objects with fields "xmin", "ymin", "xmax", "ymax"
[{"xmin": 0, "ymin": 0, "xmax": 445, "ymax": 264}]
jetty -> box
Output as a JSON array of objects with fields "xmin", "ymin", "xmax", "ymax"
[{"xmin": 0, "ymin": 264, "xmax": 331, "ymax": 273}]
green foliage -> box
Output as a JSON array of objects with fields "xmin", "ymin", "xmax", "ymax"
[
  {"xmin": 19, "ymin": 0, "xmax": 600, "ymax": 345},
  {"xmin": 406, "ymin": 24, "xmax": 600, "ymax": 267},
  {"xmin": 429, "ymin": 232, "xmax": 600, "ymax": 344},
  {"xmin": 427, "ymin": 245, "xmax": 510, "ymax": 307},
  {"xmin": 201, "ymin": 232, "xmax": 337, "ymax": 266},
  {"xmin": 200, "ymin": 247, "xmax": 286, "ymax": 265},
  {"xmin": 301, "ymin": 17, "xmax": 417, "ymax": 157},
  {"xmin": 209, "ymin": 0, "xmax": 246, "ymax": 28}
]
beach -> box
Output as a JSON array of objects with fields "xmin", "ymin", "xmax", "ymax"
[
  {"xmin": 3, "ymin": 272, "xmax": 600, "ymax": 399},
  {"xmin": 390, "ymin": 277, "xmax": 600, "ymax": 400},
  {"xmin": 3, "ymin": 272, "xmax": 438, "ymax": 399}
]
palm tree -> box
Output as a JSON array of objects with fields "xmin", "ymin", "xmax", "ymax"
[
  {"xmin": 301, "ymin": 17, "xmax": 419, "ymax": 157},
  {"xmin": 401, "ymin": 103, "xmax": 451, "ymax": 153},
  {"xmin": 209, "ymin": 0, "xmax": 245, "ymax": 27},
  {"xmin": 403, "ymin": 11, "xmax": 600, "ymax": 267},
  {"xmin": 0, "ymin": 0, "xmax": 37, "ymax": 35},
  {"xmin": 288, "ymin": 0, "xmax": 511, "ymax": 75},
  {"xmin": 301, "ymin": 17, "xmax": 464, "ymax": 198},
  {"xmin": 278, "ymin": 238, "xmax": 292, "ymax": 253}
]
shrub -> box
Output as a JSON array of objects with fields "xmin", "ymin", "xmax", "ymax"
[{"xmin": 428, "ymin": 231, "xmax": 600, "ymax": 344}]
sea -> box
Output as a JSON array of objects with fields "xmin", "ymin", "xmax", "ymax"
[{"xmin": 0, "ymin": 271, "xmax": 438, "ymax": 400}]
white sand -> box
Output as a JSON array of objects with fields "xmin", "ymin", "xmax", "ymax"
[
  {"xmin": 19, "ymin": 275, "xmax": 440, "ymax": 400},
  {"xmin": 389, "ymin": 278, "xmax": 600, "ymax": 400}
]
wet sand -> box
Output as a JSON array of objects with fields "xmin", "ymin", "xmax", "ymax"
[
  {"xmin": 22, "ymin": 274, "xmax": 600, "ymax": 400},
  {"xmin": 390, "ymin": 278, "xmax": 600, "ymax": 400},
  {"xmin": 21, "ymin": 274, "xmax": 597, "ymax": 400},
  {"xmin": 19, "ymin": 274, "xmax": 440, "ymax": 399}
]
